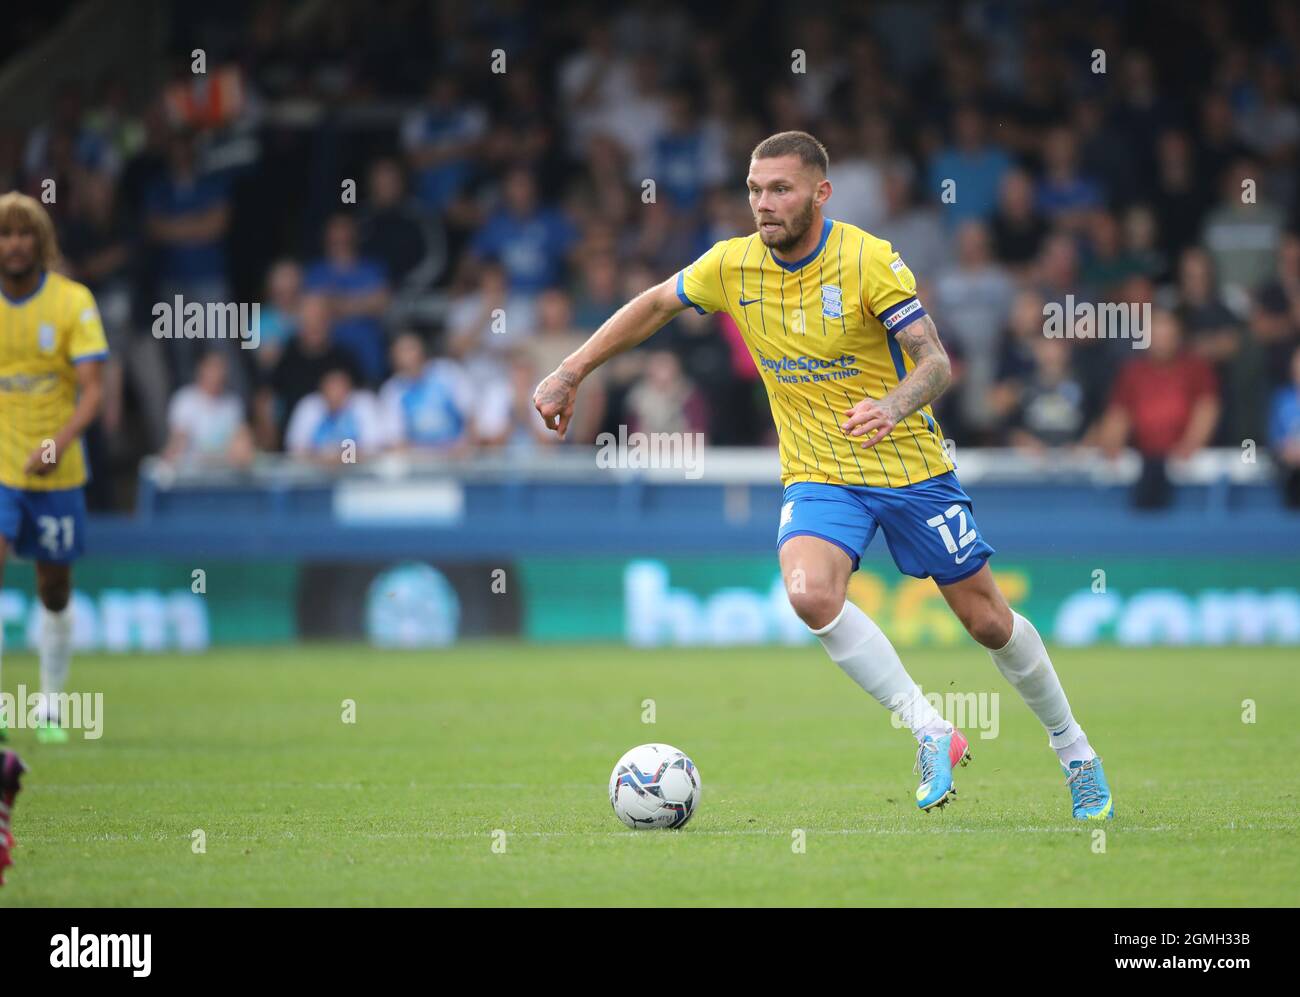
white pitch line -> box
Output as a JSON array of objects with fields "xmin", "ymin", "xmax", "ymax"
[{"xmin": 19, "ymin": 822, "xmax": 1295, "ymax": 845}]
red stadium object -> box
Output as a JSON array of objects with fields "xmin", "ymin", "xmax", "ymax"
[{"xmin": 0, "ymin": 751, "xmax": 26, "ymax": 887}]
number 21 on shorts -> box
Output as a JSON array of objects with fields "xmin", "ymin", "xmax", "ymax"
[{"xmin": 38, "ymin": 515, "xmax": 75, "ymax": 556}]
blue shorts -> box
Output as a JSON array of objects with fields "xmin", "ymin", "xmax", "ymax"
[
  {"xmin": 0, "ymin": 484, "xmax": 87, "ymax": 563},
  {"xmin": 776, "ymin": 472, "xmax": 995, "ymax": 585}
]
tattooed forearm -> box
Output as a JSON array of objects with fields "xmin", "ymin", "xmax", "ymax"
[{"xmin": 878, "ymin": 314, "xmax": 951, "ymax": 423}]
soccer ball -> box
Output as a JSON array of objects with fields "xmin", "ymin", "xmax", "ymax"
[{"xmin": 608, "ymin": 743, "xmax": 701, "ymax": 829}]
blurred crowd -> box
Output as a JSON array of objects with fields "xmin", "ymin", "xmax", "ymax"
[{"xmin": 10, "ymin": 0, "xmax": 1300, "ymax": 507}]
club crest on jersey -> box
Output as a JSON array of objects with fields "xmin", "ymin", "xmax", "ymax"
[
  {"xmin": 37, "ymin": 322, "xmax": 55, "ymax": 353},
  {"xmin": 820, "ymin": 284, "xmax": 843, "ymax": 319}
]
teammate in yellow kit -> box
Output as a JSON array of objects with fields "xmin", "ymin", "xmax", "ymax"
[
  {"xmin": 0, "ymin": 192, "xmax": 108, "ymax": 744},
  {"xmin": 534, "ymin": 132, "xmax": 1113, "ymax": 820}
]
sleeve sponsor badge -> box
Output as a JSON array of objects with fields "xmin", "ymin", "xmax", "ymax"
[{"xmin": 889, "ymin": 256, "xmax": 917, "ymax": 294}]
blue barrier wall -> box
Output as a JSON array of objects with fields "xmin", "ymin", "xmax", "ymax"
[{"xmin": 88, "ymin": 478, "xmax": 1300, "ymax": 562}]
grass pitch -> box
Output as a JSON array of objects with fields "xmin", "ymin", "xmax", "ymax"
[{"xmin": 1, "ymin": 641, "xmax": 1296, "ymax": 906}]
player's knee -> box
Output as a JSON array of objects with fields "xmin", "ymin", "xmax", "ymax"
[
  {"xmin": 37, "ymin": 576, "xmax": 71, "ymax": 612},
  {"xmin": 961, "ymin": 601, "xmax": 1012, "ymax": 649},
  {"xmin": 785, "ymin": 575, "xmax": 844, "ymax": 630}
]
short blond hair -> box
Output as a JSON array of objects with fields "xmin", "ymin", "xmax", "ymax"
[{"xmin": 0, "ymin": 191, "xmax": 60, "ymax": 270}]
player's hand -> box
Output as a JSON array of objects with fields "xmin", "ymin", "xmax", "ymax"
[
  {"xmin": 841, "ymin": 398, "xmax": 897, "ymax": 449},
  {"xmin": 23, "ymin": 444, "xmax": 59, "ymax": 476},
  {"xmin": 533, "ymin": 366, "xmax": 580, "ymax": 440}
]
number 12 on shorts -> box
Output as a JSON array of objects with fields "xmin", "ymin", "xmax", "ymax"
[{"xmin": 926, "ymin": 504, "xmax": 976, "ymax": 557}]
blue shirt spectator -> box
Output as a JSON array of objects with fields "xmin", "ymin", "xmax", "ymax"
[
  {"xmin": 927, "ymin": 106, "xmax": 1012, "ymax": 227},
  {"xmin": 304, "ymin": 215, "xmax": 391, "ymax": 385},
  {"xmin": 145, "ymin": 133, "xmax": 230, "ymax": 284},
  {"xmin": 402, "ymin": 76, "xmax": 487, "ymax": 211},
  {"xmin": 379, "ymin": 333, "xmax": 472, "ymax": 450},
  {"xmin": 470, "ymin": 169, "xmax": 578, "ymax": 295}
]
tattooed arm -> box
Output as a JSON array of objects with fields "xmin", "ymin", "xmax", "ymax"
[
  {"xmin": 533, "ymin": 276, "xmax": 685, "ymax": 439},
  {"xmin": 840, "ymin": 314, "xmax": 952, "ymax": 448}
]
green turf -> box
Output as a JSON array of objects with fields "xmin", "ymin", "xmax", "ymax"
[{"xmin": 0, "ymin": 641, "xmax": 1296, "ymax": 906}]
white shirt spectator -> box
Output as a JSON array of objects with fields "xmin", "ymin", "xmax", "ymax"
[
  {"xmin": 166, "ymin": 385, "xmax": 245, "ymax": 460},
  {"xmin": 285, "ymin": 389, "xmax": 388, "ymax": 457}
]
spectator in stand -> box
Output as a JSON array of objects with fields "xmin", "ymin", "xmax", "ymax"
[
  {"xmin": 988, "ymin": 288, "xmax": 1048, "ymax": 432},
  {"xmin": 1227, "ymin": 290, "xmax": 1299, "ymax": 446},
  {"xmin": 1037, "ymin": 126, "xmax": 1103, "ymax": 232},
  {"xmin": 476, "ymin": 353, "xmax": 558, "ymax": 452},
  {"xmin": 571, "ymin": 252, "xmax": 623, "ymax": 332},
  {"xmin": 520, "ymin": 289, "xmax": 605, "ymax": 443},
  {"xmin": 1034, "ymin": 230, "xmax": 1082, "ymax": 311},
  {"xmin": 358, "ymin": 157, "xmax": 441, "ymax": 291},
  {"xmin": 1201, "ymin": 158, "xmax": 1286, "ymax": 297},
  {"xmin": 625, "ymin": 350, "xmax": 709, "ymax": 438},
  {"xmin": 927, "ymin": 105, "xmax": 1012, "ymax": 228},
  {"xmin": 828, "ymin": 114, "xmax": 895, "ymax": 234},
  {"xmin": 651, "ymin": 89, "xmax": 726, "ymax": 214},
  {"xmin": 1003, "ymin": 336, "xmax": 1089, "ymax": 453},
  {"xmin": 1175, "ymin": 247, "xmax": 1242, "ymax": 366},
  {"xmin": 1269, "ymin": 344, "xmax": 1300, "ymax": 507},
  {"xmin": 1152, "ymin": 129, "xmax": 1207, "ymax": 263},
  {"xmin": 378, "ymin": 332, "xmax": 473, "ymax": 455},
  {"xmin": 877, "ymin": 165, "xmax": 946, "ymax": 283},
  {"xmin": 304, "ymin": 213, "xmax": 390, "ymax": 385},
  {"xmin": 932, "ymin": 220, "xmax": 1015, "ymax": 440},
  {"xmin": 145, "ymin": 128, "xmax": 232, "ymax": 385},
  {"xmin": 257, "ymin": 293, "xmax": 363, "ymax": 449},
  {"xmin": 402, "ymin": 74, "xmax": 487, "ymax": 212},
  {"xmin": 1095, "ymin": 310, "xmax": 1221, "ymax": 507},
  {"xmin": 468, "ymin": 168, "xmax": 579, "ymax": 296},
  {"xmin": 1195, "ymin": 92, "xmax": 1250, "ymax": 204},
  {"xmin": 62, "ymin": 169, "xmax": 169, "ymax": 450},
  {"xmin": 161, "ymin": 351, "xmax": 254, "ymax": 468},
  {"xmin": 991, "ymin": 168, "xmax": 1048, "ymax": 271},
  {"xmin": 285, "ymin": 365, "xmax": 388, "ymax": 465},
  {"xmin": 1257, "ymin": 232, "xmax": 1300, "ymax": 330},
  {"xmin": 1236, "ymin": 60, "xmax": 1300, "ymax": 200},
  {"xmin": 1081, "ymin": 211, "xmax": 1145, "ymax": 301},
  {"xmin": 253, "ymin": 259, "xmax": 303, "ymax": 374}
]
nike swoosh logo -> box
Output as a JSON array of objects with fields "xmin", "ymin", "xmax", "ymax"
[
  {"xmin": 954, "ymin": 544, "xmax": 979, "ymax": 564},
  {"xmin": 738, "ymin": 297, "xmax": 763, "ymax": 306}
]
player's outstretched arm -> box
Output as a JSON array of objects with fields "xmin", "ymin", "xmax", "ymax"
[
  {"xmin": 533, "ymin": 276, "xmax": 686, "ymax": 439},
  {"xmin": 841, "ymin": 314, "xmax": 951, "ymax": 449}
]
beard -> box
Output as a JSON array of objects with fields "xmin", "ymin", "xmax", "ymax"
[
  {"xmin": 1, "ymin": 257, "xmax": 36, "ymax": 281},
  {"xmin": 755, "ymin": 196, "xmax": 816, "ymax": 252}
]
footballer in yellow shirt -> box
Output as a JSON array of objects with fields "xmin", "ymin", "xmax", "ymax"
[
  {"xmin": 0, "ymin": 192, "xmax": 107, "ymax": 745},
  {"xmin": 534, "ymin": 131, "xmax": 1113, "ymax": 821}
]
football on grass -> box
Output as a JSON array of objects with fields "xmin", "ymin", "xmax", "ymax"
[{"xmin": 608, "ymin": 743, "xmax": 701, "ymax": 829}]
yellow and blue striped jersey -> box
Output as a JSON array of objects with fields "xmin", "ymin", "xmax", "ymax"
[
  {"xmin": 0, "ymin": 270, "xmax": 108, "ymax": 490},
  {"xmin": 677, "ymin": 218, "xmax": 953, "ymax": 488}
]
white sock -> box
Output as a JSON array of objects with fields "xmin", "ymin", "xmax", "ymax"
[
  {"xmin": 812, "ymin": 602, "xmax": 950, "ymax": 741},
  {"xmin": 1057, "ymin": 733, "xmax": 1097, "ymax": 767},
  {"xmin": 990, "ymin": 612, "xmax": 1095, "ymax": 761},
  {"xmin": 39, "ymin": 606, "xmax": 73, "ymax": 723}
]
